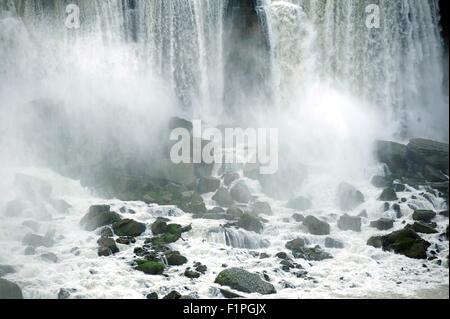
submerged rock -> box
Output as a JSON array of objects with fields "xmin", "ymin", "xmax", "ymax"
[
  {"xmin": 215, "ymin": 268, "xmax": 276, "ymax": 295},
  {"xmin": 184, "ymin": 268, "xmax": 201, "ymax": 279},
  {"xmin": 112, "ymin": 219, "xmax": 146, "ymax": 237},
  {"xmin": 286, "ymin": 196, "xmax": 312, "ymax": 211},
  {"xmin": 0, "ymin": 278, "xmax": 23, "ymax": 299},
  {"xmin": 80, "ymin": 205, "xmax": 121, "ymax": 231},
  {"xmin": 412, "ymin": 210, "xmax": 437, "ymax": 223},
  {"xmin": 285, "ymin": 238, "xmax": 307, "ymax": 251},
  {"xmin": 336, "ymin": 182, "xmax": 365, "ymax": 211},
  {"xmin": 230, "ymin": 181, "xmax": 252, "ymax": 203},
  {"xmin": 212, "ymin": 188, "xmax": 234, "ymax": 207},
  {"xmin": 165, "ymin": 251, "xmax": 188, "ymax": 266},
  {"xmin": 58, "ymin": 288, "xmax": 76, "ymax": 299},
  {"xmin": 337, "ymin": 214, "xmax": 362, "ymax": 232},
  {"xmin": 367, "ymin": 227, "xmax": 431, "ymax": 259},
  {"xmin": 150, "ymin": 217, "xmax": 170, "ymax": 235},
  {"xmin": 292, "ymin": 213, "xmax": 305, "ymax": 222},
  {"xmin": 136, "ymin": 260, "xmax": 165, "ymax": 275},
  {"xmin": 378, "ymin": 188, "xmax": 398, "ymax": 201},
  {"xmin": 370, "ymin": 218, "xmax": 395, "ymax": 231},
  {"xmin": 303, "ymin": 216, "xmax": 330, "ymax": 235}
]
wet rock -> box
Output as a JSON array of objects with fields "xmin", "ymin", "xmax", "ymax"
[
  {"xmin": 223, "ymin": 172, "xmax": 240, "ymax": 186},
  {"xmin": 337, "ymin": 182, "xmax": 365, "ymax": 211},
  {"xmin": 135, "ymin": 260, "xmax": 165, "ymax": 275},
  {"xmin": 285, "ymin": 238, "xmax": 307, "ymax": 251},
  {"xmin": 367, "ymin": 227, "xmax": 431, "ymax": 259},
  {"xmin": 116, "ymin": 236, "xmax": 137, "ymax": 245},
  {"xmin": 99, "ymin": 227, "xmax": 114, "ymax": 238},
  {"xmin": 209, "ymin": 207, "xmax": 226, "ymax": 214},
  {"xmin": 252, "ymin": 201, "xmax": 272, "ymax": 215},
  {"xmin": 194, "ymin": 262, "xmax": 207, "ymax": 274},
  {"xmin": 150, "ymin": 217, "xmax": 170, "ymax": 235},
  {"xmin": 4, "ymin": 199, "xmax": 28, "ymax": 217},
  {"xmin": 226, "ymin": 207, "xmax": 244, "ymax": 219},
  {"xmin": 22, "ymin": 233, "xmax": 54, "ymax": 248},
  {"xmin": 375, "ymin": 140, "xmax": 408, "ymax": 176},
  {"xmin": 412, "ymin": 210, "xmax": 437, "ymax": 223},
  {"xmin": 407, "ymin": 222, "xmax": 439, "ymax": 234},
  {"xmin": 146, "ymin": 292, "xmax": 159, "ymax": 299},
  {"xmin": 58, "ymin": 288, "xmax": 76, "ymax": 299},
  {"xmin": 163, "ymin": 290, "xmax": 182, "ymax": 299},
  {"xmin": 215, "ymin": 268, "xmax": 276, "ymax": 295},
  {"xmin": 392, "ymin": 203, "xmax": 402, "ymax": 218},
  {"xmin": 237, "ymin": 213, "xmax": 263, "ymax": 234},
  {"xmin": 292, "ymin": 213, "xmax": 305, "ymax": 222},
  {"xmin": 407, "ymin": 139, "xmax": 449, "ymax": 180},
  {"xmin": 370, "ymin": 218, "xmax": 395, "ymax": 231},
  {"xmin": 325, "ymin": 237, "xmax": 344, "ymax": 249},
  {"xmin": 393, "ymin": 183, "xmax": 406, "ymax": 192},
  {"xmin": 212, "ymin": 188, "xmax": 234, "ymax": 207},
  {"xmin": 193, "ymin": 213, "xmax": 234, "ymax": 221},
  {"xmin": 184, "ymin": 268, "xmax": 201, "ymax": 279},
  {"xmin": 287, "ymin": 196, "xmax": 312, "ymax": 211},
  {"xmin": 197, "ymin": 177, "xmax": 221, "ymax": 194},
  {"xmin": 0, "ymin": 278, "xmax": 23, "ymax": 299},
  {"xmin": 220, "ymin": 289, "xmax": 242, "ymax": 299},
  {"xmin": 40, "ymin": 252, "xmax": 58, "ymax": 263},
  {"xmin": 165, "ymin": 251, "xmax": 188, "ymax": 266},
  {"xmin": 97, "ymin": 237, "xmax": 119, "ymax": 256},
  {"xmin": 0, "ymin": 265, "xmax": 15, "ymax": 277},
  {"xmin": 291, "ymin": 246, "xmax": 332, "ymax": 261},
  {"xmin": 383, "ymin": 202, "xmax": 390, "ymax": 212},
  {"xmin": 371, "ymin": 176, "xmax": 392, "ymax": 188},
  {"xmin": 275, "ymin": 252, "xmax": 288, "ymax": 259},
  {"xmin": 80, "ymin": 205, "xmax": 121, "ymax": 231},
  {"xmin": 177, "ymin": 191, "xmax": 207, "ymax": 214},
  {"xmin": 337, "ymin": 214, "xmax": 362, "ymax": 232},
  {"xmin": 378, "ymin": 188, "xmax": 398, "ymax": 201},
  {"xmin": 440, "ymin": 210, "xmax": 449, "ymax": 217},
  {"xmin": 303, "ymin": 216, "xmax": 330, "ymax": 235},
  {"xmin": 112, "ymin": 219, "xmax": 146, "ymax": 237},
  {"xmin": 230, "ymin": 181, "xmax": 252, "ymax": 203}
]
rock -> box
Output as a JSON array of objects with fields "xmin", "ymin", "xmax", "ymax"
[
  {"xmin": 358, "ymin": 210, "xmax": 368, "ymax": 218},
  {"xmin": 252, "ymin": 201, "xmax": 272, "ymax": 215},
  {"xmin": 97, "ymin": 237, "xmax": 119, "ymax": 256},
  {"xmin": 112, "ymin": 219, "xmax": 146, "ymax": 237},
  {"xmin": 370, "ymin": 218, "xmax": 395, "ymax": 231},
  {"xmin": 407, "ymin": 139, "xmax": 449, "ymax": 178},
  {"xmin": 371, "ymin": 176, "xmax": 392, "ymax": 188},
  {"xmin": 286, "ymin": 196, "xmax": 312, "ymax": 211},
  {"xmin": 226, "ymin": 207, "xmax": 244, "ymax": 219},
  {"xmin": 337, "ymin": 182, "xmax": 365, "ymax": 211},
  {"xmin": 0, "ymin": 265, "xmax": 15, "ymax": 277},
  {"xmin": 184, "ymin": 269, "xmax": 201, "ymax": 279},
  {"xmin": 285, "ymin": 238, "xmax": 307, "ymax": 251},
  {"xmin": 292, "ymin": 213, "xmax": 305, "ymax": 222},
  {"xmin": 40, "ymin": 253, "xmax": 58, "ymax": 263},
  {"xmin": 275, "ymin": 252, "xmax": 288, "ymax": 259},
  {"xmin": 0, "ymin": 278, "xmax": 23, "ymax": 299},
  {"xmin": 209, "ymin": 207, "xmax": 226, "ymax": 214},
  {"xmin": 146, "ymin": 292, "xmax": 159, "ymax": 299},
  {"xmin": 58, "ymin": 288, "xmax": 76, "ymax": 299},
  {"xmin": 220, "ymin": 289, "xmax": 242, "ymax": 299},
  {"xmin": 440, "ymin": 210, "xmax": 449, "ymax": 217},
  {"xmin": 325, "ymin": 237, "xmax": 344, "ymax": 249},
  {"xmin": 303, "ymin": 216, "xmax": 330, "ymax": 235},
  {"xmin": 412, "ymin": 210, "xmax": 437, "ymax": 223},
  {"xmin": 99, "ymin": 227, "xmax": 114, "ymax": 238},
  {"xmin": 194, "ymin": 262, "xmax": 207, "ymax": 274},
  {"xmin": 24, "ymin": 247, "xmax": 35, "ymax": 255},
  {"xmin": 80, "ymin": 205, "xmax": 121, "ymax": 231},
  {"xmin": 22, "ymin": 233, "xmax": 54, "ymax": 248},
  {"xmin": 337, "ymin": 214, "xmax": 362, "ymax": 232},
  {"xmin": 367, "ymin": 227, "xmax": 431, "ymax": 259},
  {"xmin": 291, "ymin": 246, "xmax": 332, "ymax": 261},
  {"xmin": 151, "ymin": 217, "xmax": 170, "ymax": 235},
  {"xmin": 408, "ymin": 222, "xmax": 439, "ymax": 234},
  {"xmin": 223, "ymin": 172, "xmax": 240, "ymax": 186},
  {"xmin": 163, "ymin": 290, "xmax": 182, "ymax": 299},
  {"xmin": 237, "ymin": 213, "xmax": 263, "ymax": 234},
  {"xmin": 197, "ymin": 177, "xmax": 221, "ymax": 194},
  {"xmin": 212, "ymin": 188, "xmax": 234, "ymax": 207},
  {"xmin": 393, "ymin": 183, "xmax": 406, "ymax": 192},
  {"xmin": 116, "ymin": 236, "xmax": 137, "ymax": 245},
  {"xmin": 136, "ymin": 260, "xmax": 165, "ymax": 275},
  {"xmin": 165, "ymin": 251, "xmax": 188, "ymax": 266},
  {"xmin": 230, "ymin": 181, "xmax": 252, "ymax": 203},
  {"xmin": 383, "ymin": 202, "xmax": 390, "ymax": 212},
  {"xmin": 375, "ymin": 140, "xmax": 408, "ymax": 176},
  {"xmin": 215, "ymin": 268, "xmax": 276, "ymax": 295},
  {"xmin": 193, "ymin": 213, "xmax": 235, "ymax": 221},
  {"xmin": 4, "ymin": 199, "xmax": 28, "ymax": 217},
  {"xmin": 378, "ymin": 188, "xmax": 398, "ymax": 201}
]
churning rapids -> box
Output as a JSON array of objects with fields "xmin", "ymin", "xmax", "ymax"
[{"xmin": 0, "ymin": 1, "xmax": 449, "ymax": 299}]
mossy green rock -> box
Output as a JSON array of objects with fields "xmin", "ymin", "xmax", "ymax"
[
  {"xmin": 215, "ymin": 268, "xmax": 276, "ymax": 295},
  {"xmin": 80, "ymin": 205, "xmax": 121, "ymax": 231},
  {"xmin": 136, "ymin": 260, "xmax": 165, "ymax": 275}
]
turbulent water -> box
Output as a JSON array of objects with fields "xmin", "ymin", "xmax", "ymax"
[{"xmin": 0, "ymin": 0, "xmax": 448, "ymax": 299}]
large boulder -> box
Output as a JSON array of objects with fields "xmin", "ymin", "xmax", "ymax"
[
  {"xmin": 337, "ymin": 214, "xmax": 362, "ymax": 232},
  {"xmin": 237, "ymin": 213, "xmax": 264, "ymax": 234},
  {"xmin": 136, "ymin": 260, "xmax": 165, "ymax": 275},
  {"xmin": 303, "ymin": 216, "xmax": 330, "ymax": 235},
  {"xmin": 286, "ymin": 196, "xmax": 312, "ymax": 211},
  {"xmin": 112, "ymin": 219, "xmax": 146, "ymax": 237},
  {"xmin": 375, "ymin": 140, "xmax": 408, "ymax": 176},
  {"xmin": 165, "ymin": 251, "xmax": 188, "ymax": 266},
  {"xmin": 150, "ymin": 217, "xmax": 170, "ymax": 235},
  {"xmin": 407, "ymin": 222, "xmax": 438, "ymax": 234},
  {"xmin": 80, "ymin": 205, "xmax": 121, "ymax": 231},
  {"xmin": 197, "ymin": 177, "xmax": 221, "ymax": 194},
  {"xmin": 251, "ymin": 201, "xmax": 272, "ymax": 215},
  {"xmin": 97, "ymin": 237, "xmax": 119, "ymax": 257},
  {"xmin": 378, "ymin": 188, "xmax": 398, "ymax": 201},
  {"xmin": 212, "ymin": 188, "xmax": 234, "ymax": 207},
  {"xmin": 370, "ymin": 218, "xmax": 395, "ymax": 231},
  {"xmin": 230, "ymin": 181, "xmax": 252, "ymax": 203},
  {"xmin": 367, "ymin": 227, "xmax": 431, "ymax": 259},
  {"xmin": 407, "ymin": 139, "xmax": 449, "ymax": 180},
  {"xmin": 412, "ymin": 210, "xmax": 436, "ymax": 223},
  {"xmin": 336, "ymin": 182, "xmax": 365, "ymax": 211},
  {"xmin": 0, "ymin": 279, "xmax": 23, "ymax": 299},
  {"xmin": 215, "ymin": 268, "xmax": 276, "ymax": 295}
]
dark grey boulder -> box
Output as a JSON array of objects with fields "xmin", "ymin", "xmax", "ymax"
[
  {"xmin": 337, "ymin": 182, "xmax": 365, "ymax": 211},
  {"xmin": 370, "ymin": 218, "xmax": 395, "ymax": 231},
  {"xmin": 237, "ymin": 213, "xmax": 263, "ymax": 234},
  {"xmin": 337, "ymin": 214, "xmax": 362, "ymax": 232},
  {"xmin": 303, "ymin": 216, "xmax": 330, "ymax": 235},
  {"xmin": 285, "ymin": 238, "xmax": 307, "ymax": 251},
  {"xmin": 97, "ymin": 237, "xmax": 119, "ymax": 256},
  {"xmin": 0, "ymin": 278, "xmax": 23, "ymax": 299},
  {"xmin": 146, "ymin": 292, "xmax": 159, "ymax": 299},
  {"xmin": 251, "ymin": 201, "xmax": 272, "ymax": 215},
  {"xmin": 197, "ymin": 177, "xmax": 221, "ymax": 194},
  {"xmin": 291, "ymin": 246, "xmax": 332, "ymax": 261},
  {"xmin": 151, "ymin": 217, "xmax": 170, "ymax": 235},
  {"xmin": 378, "ymin": 188, "xmax": 398, "ymax": 201},
  {"xmin": 375, "ymin": 140, "xmax": 408, "ymax": 176},
  {"xmin": 215, "ymin": 268, "xmax": 276, "ymax": 295},
  {"xmin": 165, "ymin": 251, "xmax": 188, "ymax": 266},
  {"xmin": 80, "ymin": 205, "xmax": 121, "ymax": 231},
  {"xmin": 407, "ymin": 222, "xmax": 438, "ymax": 234},
  {"xmin": 212, "ymin": 187, "xmax": 234, "ymax": 207},
  {"xmin": 440, "ymin": 210, "xmax": 449, "ymax": 217},
  {"xmin": 163, "ymin": 290, "xmax": 182, "ymax": 299},
  {"xmin": 112, "ymin": 219, "xmax": 146, "ymax": 237},
  {"xmin": 286, "ymin": 196, "xmax": 312, "ymax": 211},
  {"xmin": 230, "ymin": 181, "xmax": 252, "ymax": 203},
  {"xmin": 412, "ymin": 210, "xmax": 437, "ymax": 223},
  {"xmin": 58, "ymin": 288, "xmax": 76, "ymax": 299}
]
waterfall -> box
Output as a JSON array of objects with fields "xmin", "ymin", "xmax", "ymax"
[{"xmin": 261, "ymin": 0, "xmax": 447, "ymax": 141}]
